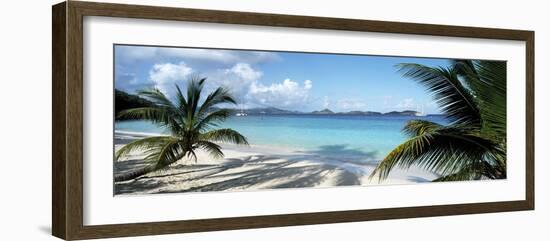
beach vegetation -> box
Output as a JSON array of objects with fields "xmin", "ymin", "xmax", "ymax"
[
  {"xmin": 114, "ymin": 77, "xmax": 249, "ymax": 181},
  {"xmin": 371, "ymin": 60, "xmax": 507, "ymax": 181},
  {"xmin": 114, "ymin": 89, "xmax": 155, "ymax": 119}
]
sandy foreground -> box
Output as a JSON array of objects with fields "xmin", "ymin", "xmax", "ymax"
[{"xmin": 114, "ymin": 131, "xmax": 439, "ymax": 195}]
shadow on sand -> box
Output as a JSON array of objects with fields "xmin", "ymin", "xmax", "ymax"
[
  {"xmin": 301, "ymin": 144, "xmax": 379, "ymax": 164},
  {"xmin": 114, "ymin": 144, "xmax": 379, "ymax": 195}
]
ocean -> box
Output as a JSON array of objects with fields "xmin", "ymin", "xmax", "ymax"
[{"xmin": 115, "ymin": 115, "xmax": 447, "ymax": 161}]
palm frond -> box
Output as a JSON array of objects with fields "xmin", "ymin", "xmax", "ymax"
[
  {"xmin": 197, "ymin": 86, "xmax": 237, "ymax": 118},
  {"xmin": 174, "ymin": 84, "xmax": 189, "ymax": 116},
  {"xmin": 137, "ymin": 88, "xmax": 178, "ymax": 110},
  {"xmin": 433, "ymin": 159, "xmax": 505, "ymax": 181},
  {"xmin": 398, "ymin": 63, "xmax": 481, "ymax": 126},
  {"xmin": 196, "ymin": 141, "xmax": 224, "ymax": 159},
  {"xmin": 116, "ymin": 107, "xmax": 183, "ymax": 134},
  {"xmin": 195, "ymin": 108, "xmax": 232, "ymax": 131},
  {"xmin": 370, "ymin": 121, "xmax": 498, "ymax": 180},
  {"xmin": 186, "ymin": 76, "xmax": 207, "ymax": 120},
  {"xmin": 201, "ymin": 128, "xmax": 249, "ymax": 145},
  {"xmin": 115, "ymin": 136, "xmax": 178, "ymax": 161},
  {"xmin": 453, "ymin": 60, "xmax": 506, "ymax": 140},
  {"xmin": 186, "ymin": 149, "xmax": 198, "ymax": 163},
  {"xmin": 373, "ymin": 61, "xmax": 507, "ymax": 183},
  {"xmin": 433, "ymin": 162, "xmax": 484, "ymax": 182},
  {"xmin": 471, "ymin": 61, "xmax": 507, "ymax": 140},
  {"xmin": 402, "ymin": 119, "xmax": 444, "ymax": 137},
  {"xmin": 153, "ymin": 140, "xmax": 187, "ymax": 168}
]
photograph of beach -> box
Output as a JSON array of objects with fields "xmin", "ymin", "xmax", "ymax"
[{"xmin": 113, "ymin": 45, "xmax": 507, "ymax": 195}]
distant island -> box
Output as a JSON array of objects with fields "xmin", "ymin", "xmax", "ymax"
[
  {"xmin": 229, "ymin": 107, "xmax": 431, "ymax": 117},
  {"xmin": 115, "ymin": 89, "xmax": 442, "ymax": 118},
  {"xmin": 310, "ymin": 108, "xmax": 334, "ymax": 114}
]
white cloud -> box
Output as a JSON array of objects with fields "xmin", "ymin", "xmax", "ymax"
[
  {"xmin": 149, "ymin": 62, "xmax": 194, "ymax": 95},
  {"xmin": 337, "ymin": 99, "xmax": 367, "ymax": 110},
  {"xmin": 225, "ymin": 63, "xmax": 263, "ymax": 81},
  {"xmin": 396, "ymin": 98, "xmax": 415, "ymax": 109},
  {"xmin": 144, "ymin": 62, "xmax": 264, "ymax": 103},
  {"xmin": 209, "ymin": 64, "xmax": 312, "ymax": 109},
  {"xmin": 203, "ymin": 63, "xmax": 263, "ymax": 100},
  {"xmin": 139, "ymin": 60, "xmax": 311, "ymax": 111},
  {"xmin": 247, "ymin": 78, "xmax": 313, "ymax": 108},
  {"xmin": 304, "ymin": 79, "xmax": 313, "ymax": 89}
]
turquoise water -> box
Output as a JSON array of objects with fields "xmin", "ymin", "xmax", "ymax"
[{"xmin": 115, "ymin": 115, "xmax": 447, "ymax": 161}]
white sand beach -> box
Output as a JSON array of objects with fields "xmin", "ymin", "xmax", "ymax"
[{"xmin": 114, "ymin": 131, "xmax": 439, "ymax": 195}]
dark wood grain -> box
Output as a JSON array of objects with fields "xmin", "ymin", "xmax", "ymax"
[
  {"xmin": 52, "ymin": 2, "xmax": 67, "ymax": 239},
  {"xmin": 525, "ymin": 32, "xmax": 535, "ymax": 209},
  {"xmin": 73, "ymin": 200, "xmax": 530, "ymax": 240},
  {"xmin": 66, "ymin": 2, "xmax": 85, "ymax": 240},
  {"xmin": 73, "ymin": 1, "xmax": 532, "ymax": 40},
  {"xmin": 52, "ymin": 1, "xmax": 535, "ymax": 240}
]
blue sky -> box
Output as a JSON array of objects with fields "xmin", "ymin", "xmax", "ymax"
[{"xmin": 115, "ymin": 45, "xmax": 451, "ymax": 114}]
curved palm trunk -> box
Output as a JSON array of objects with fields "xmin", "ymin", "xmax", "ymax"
[{"xmin": 114, "ymin": 165, "xmax": 156, "ymax": 182}]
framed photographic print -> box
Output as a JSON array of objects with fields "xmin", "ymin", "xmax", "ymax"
[{"xmin": 52, "ymin": 1, "xmax": 534, "ymax": 240}]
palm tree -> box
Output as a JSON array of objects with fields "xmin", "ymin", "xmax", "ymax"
[
  {"xmin": 371, "ymin": 60, "xmax": 506, "ymax": 181},
  {"xmin": 114, "ymin": 77, "xmax": 249, "ymax": 181}
]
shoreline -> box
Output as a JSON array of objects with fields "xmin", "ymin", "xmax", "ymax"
[{"xmin": 114, "ymin": 131, "xmax": 439, "ymax": 195}]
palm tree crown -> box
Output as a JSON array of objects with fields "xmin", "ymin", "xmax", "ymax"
[
  {"xmin": 115, "ymin": 77, "xmax": 248, "ymax": 181},
  {"xmin": 371, "ymin": 60, "xmax": 506, "ymax": 181}
]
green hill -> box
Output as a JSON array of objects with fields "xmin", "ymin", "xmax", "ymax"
[{"xmin": 115, "ymin": 89, "xmax": 154, "ymax": 119}]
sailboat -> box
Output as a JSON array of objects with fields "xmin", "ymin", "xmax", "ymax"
[
  {"xmin": 415, "ymin": 104, "xmax": 426, "ymax": 117},
  {"xmin": 235, "ymin": 104, "xmax": 247, "ymax": 117}
]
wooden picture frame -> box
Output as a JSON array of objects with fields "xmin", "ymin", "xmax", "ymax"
[{"xmin": 52, "ymin": 1, "xmax": 534, "ymax": 240}]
